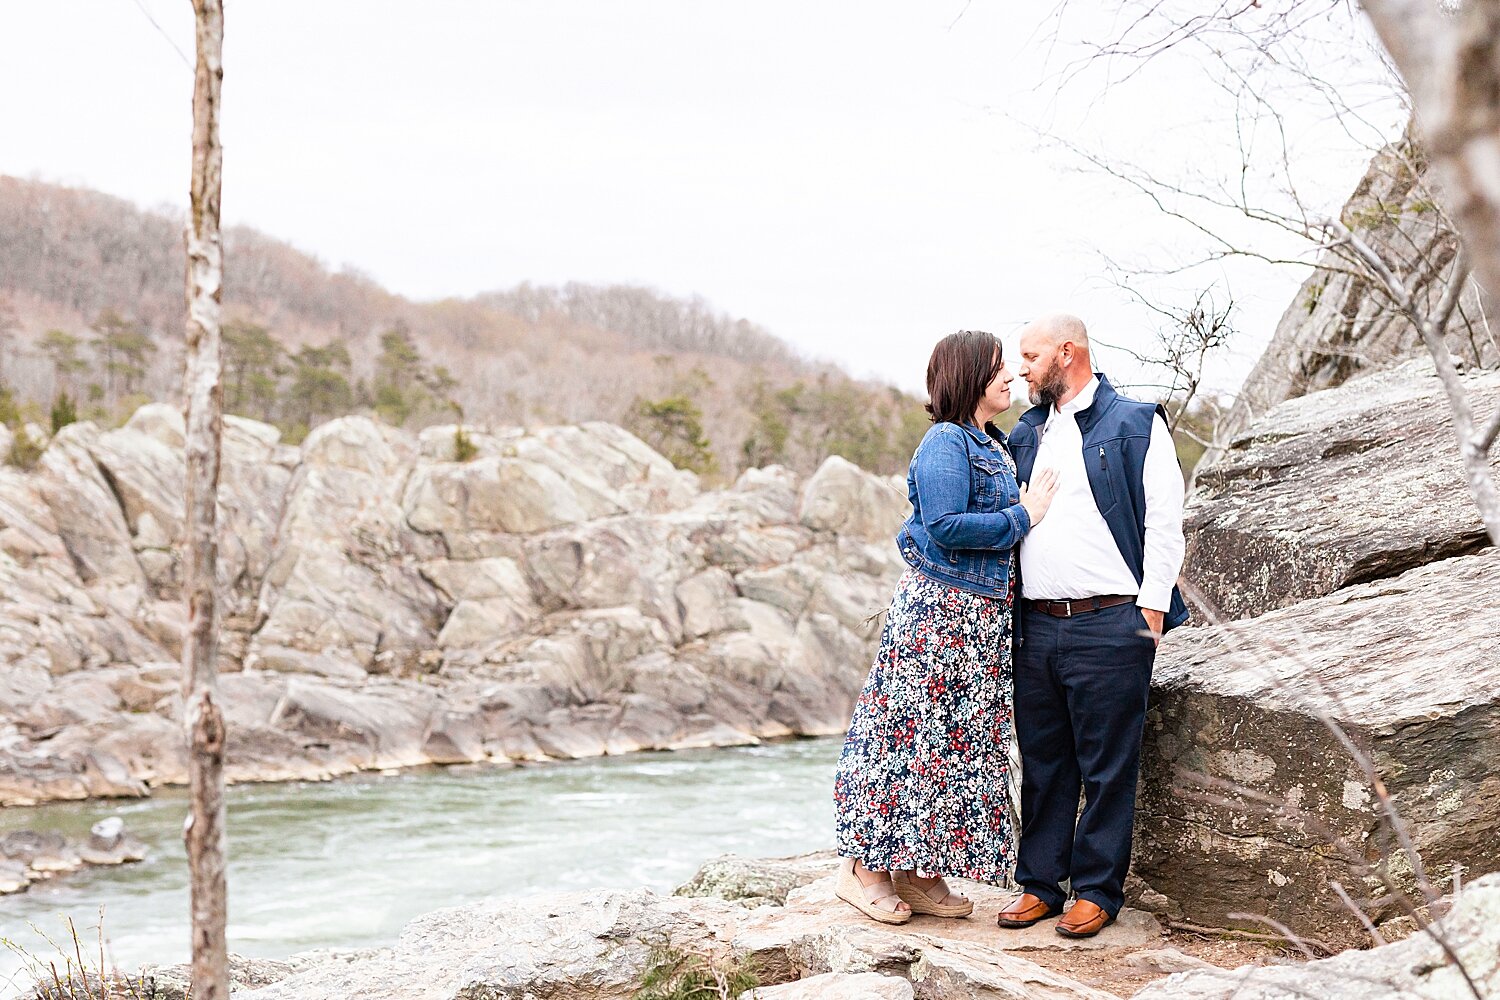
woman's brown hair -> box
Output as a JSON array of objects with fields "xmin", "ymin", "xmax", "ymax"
[{"xmin": 925, "ymin": 330, "xmax": 1003, "ymax": 425}]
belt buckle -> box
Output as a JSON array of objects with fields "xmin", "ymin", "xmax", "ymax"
[{"xmin": 1059, "ymin": 599, "xmax": 1073, "ymax": 618}]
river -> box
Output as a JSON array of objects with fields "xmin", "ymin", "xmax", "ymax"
[{"xmin": 0, "ymin": 738, "xmax": 841, "ymax": 995}]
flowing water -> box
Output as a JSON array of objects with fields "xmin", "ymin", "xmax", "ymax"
[{"xmin": 0, "ymin": 738, "xmax": 842, "ymax": 995}]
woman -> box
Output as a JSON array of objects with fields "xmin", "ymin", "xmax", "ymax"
[{"xmin": 832, "ymin": 330, "xmax": 1058, "ymax": 923}]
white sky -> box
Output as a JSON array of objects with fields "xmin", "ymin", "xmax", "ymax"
[{"xmin": 0, "ymin": 1, "xmax": 1403, "ymax": 396}]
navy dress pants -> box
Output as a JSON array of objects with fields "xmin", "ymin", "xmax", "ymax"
[{"xmin": 1013, "ymin": 601, "xmax": 1156, "ymax": 917}]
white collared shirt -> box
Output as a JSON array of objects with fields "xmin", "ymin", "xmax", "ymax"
[{"xmin": 1018, "ymin": 376, "xmax": 1186, "ymax": 611}]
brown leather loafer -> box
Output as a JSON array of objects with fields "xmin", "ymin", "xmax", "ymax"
[
  {"xmin": 995, "ymin": 892, "xmax": 1064, "ymax": 928},
  {"xmin": 1055, "ymin": 899, "xmax": 1116, "ymax": 938}
]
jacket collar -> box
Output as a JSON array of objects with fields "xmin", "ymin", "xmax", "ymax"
[
  {"xmin": 1016, "ymin": 372, "xmax": 1117, "ymax": 435},
  {"xmin": 1076, "ymin": 373, "xmax": 1119, "ymax": 435},
  {"xmin": 955, "ymin": 420, "xmax": 1006, "ymax": 448}
]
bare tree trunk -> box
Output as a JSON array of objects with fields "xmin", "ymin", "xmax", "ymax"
[{"xmin": 182, "ymin": 1, "xmax": 228, "ymax": 998}]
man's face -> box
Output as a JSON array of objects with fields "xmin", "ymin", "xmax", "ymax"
[{"xmin": 1018, "ymin": 332, "xmax": 1067, "ymax": 408}]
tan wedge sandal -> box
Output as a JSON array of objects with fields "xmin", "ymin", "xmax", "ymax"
[
  {"xmin": 891, "ymin": 872, "xmax": 974, "ymax": 918},
  {"xmin": 834, "ymin": 858, "xmax": 912, "ymax": 925}
]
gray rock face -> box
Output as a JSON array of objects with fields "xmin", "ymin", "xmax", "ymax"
[
  {"xmin": 0, "ymin": 409, "xmax": 911, "ymax": 806},
  {"xmin": 1135, "ymin": 548, "xmax": 1500, "ymax": 946},
  {"xmin": 739, "ymin": 875, "xmax": 1162, "ymax": 963},
  {"xmin": 1183, "ymin": 360, "xmax": 1500, "ymax": 622},
  {"xmin": 1212, "ymin": 136, "xmax": 1497, "ymax": 458},
  {"xmin": 1132, "ymin": 873, "xmax": 1500, "ymax": 999},
  {"xmin": 798, "ymin": 456, "xmax": 908, "ymax": 543}
]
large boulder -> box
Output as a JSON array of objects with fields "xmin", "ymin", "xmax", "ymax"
[
  {"xmin": 84, "ymin": 410, "xmax": 293, "ymax": 611},
  {"xmin": 1135, "ymin": 548, "xmax": 1500, "ymax": 946},
  {"xmin": 676, "ymin": 852, "xmax": 840, "ymax": 908},
  {"xmin": 1183, "ymin": 360, "xmax": 1500, "ymax": 622},
  {"xmin": 745, "ymin": 972, "xmax": 915, "ymax": 999},
  {"xmin": 250, "ymin": 416, "xmax": 446, "ymax": 678},
  {"xmin": 402, "ymin": 453, "xmax": 625, "ymax": 536},
  {"xmin": 798, "ymin": 456, "xmax": 909, "ymax": 543},
  {"xmin": 34, "ymin": 422, "xmax": 145, "ymax": 596},
  {"xmin": 1211, "ymin": 134, "xmax": 1497, "ymax": 457}
]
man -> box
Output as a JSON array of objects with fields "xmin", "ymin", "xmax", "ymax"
[{"xmin": 995, "ymin": 313, "xmax": 1188, "ymax": 938}]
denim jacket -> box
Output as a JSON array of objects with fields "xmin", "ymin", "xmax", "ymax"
[{"xmin": 895, "ymin": 420, "xmax": 1031, "ymax": 598}]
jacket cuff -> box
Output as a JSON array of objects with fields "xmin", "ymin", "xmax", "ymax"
[{"xmin": 1010, "ymin": 503, "xmax": 1031, "ymax": 537}]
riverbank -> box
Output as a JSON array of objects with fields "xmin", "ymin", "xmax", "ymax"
[
  {"xmin": 0, "ymin": 739, "xmax": 842, "ymax": 990},
  {"xmin": 119, "ymin": 856, "xmax": 1500, "ymax": 1000}
]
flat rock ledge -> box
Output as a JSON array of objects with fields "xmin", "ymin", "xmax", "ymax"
[
  {"xmin": 111, "ymin": 866, "xmax": 1500, "ymax": 1000},
  {"xmin": 121, "ymin": 854, "xmax": 1166, "ymax": 1000},
  {"xmin": 1135, "ymin": 547, "xmax": 1500, "ymax": 947}
]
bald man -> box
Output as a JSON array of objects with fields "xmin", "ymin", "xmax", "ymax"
[{"xmin": 994, "ymin": 314, "xmax": 1187, "ymax": 938}]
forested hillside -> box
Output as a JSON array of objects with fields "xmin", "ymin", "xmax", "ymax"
[{"xmin": 0, "ymin": 175, "xmax": 927, "ymax": 479}]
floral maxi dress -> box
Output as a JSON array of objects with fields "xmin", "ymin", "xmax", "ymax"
[{"xmin": 832, "ymin": 565, "xmax": 1018, "ymax": 883}]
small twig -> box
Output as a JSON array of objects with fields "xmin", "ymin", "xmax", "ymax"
[
  {"xmin": 1167, "ymin": 919, "xmax": 1333, "ymax": 953},
  {"xmin": 1225, "ymin": 912, "xmax": 1328, "ymax": 960},
  {"xmin": 1329, "ymin": 881, "xmax": 1387, "ymax": 946},
  {"xmin": 1476, "ymin": 404, "xmax": 1500, "ymax": 454}
]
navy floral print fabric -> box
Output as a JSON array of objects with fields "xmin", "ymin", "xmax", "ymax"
[{"xmin": 833, "ymin": 566, "xmax": 1018, "ymax": 883}]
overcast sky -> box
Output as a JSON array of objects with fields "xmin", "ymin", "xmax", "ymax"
[{"xmin": 1, "ymin": 1, "xmax": 1402, "ymax": 396}]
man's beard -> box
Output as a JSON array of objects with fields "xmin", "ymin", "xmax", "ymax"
[{"xmin": 1028, "ymin": 360, "xmax": 1068, "ymax": 408}]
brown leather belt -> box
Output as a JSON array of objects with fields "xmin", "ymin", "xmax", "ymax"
[{"xmin": 1026, "ymin": 594, "xmax": 1134, "ymax": 618}]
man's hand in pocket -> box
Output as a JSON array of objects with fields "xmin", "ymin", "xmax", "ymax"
[{"xmin": 1139, "ymin": 607, "xmax": 1164, "ymax": 647}]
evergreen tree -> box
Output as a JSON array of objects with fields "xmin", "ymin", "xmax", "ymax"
[
  {"xmin": 50, "ymin": 391, "xmax": 77, "ymax": 432},
  {"xmin": 286, "ymin": 342, "xmax": 353, "ymax": 436},
  {"xmin": 626, "ymin": 395, "xmax": 716, "ymax": 474},
  {"xmin": 91, "ymin": 310, "xmax": 155, "ymax": 400},
  {"xmin": 222, "ymin": 320, "xmax": 285, "ymax": 421},
  {"xmin": 40, "ymin": 329, "xmax": 88, "ymax": 394}
]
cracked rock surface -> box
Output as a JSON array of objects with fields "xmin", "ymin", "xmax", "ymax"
[
  {"xmin": 1136, "ymin": 548, "xmax": 1500, "ymax": 946},
  {"xmin": 1183, "ymin": 360, "xmax": 1500, "ymax": 622},
  {"xmin": 0, "ymin": 409, "xmax": 910, "ymax": 809}
]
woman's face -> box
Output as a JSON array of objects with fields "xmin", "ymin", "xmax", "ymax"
[{"xmin": 980, "ymin": 355, "xmax": 1013, "ymax": 418}]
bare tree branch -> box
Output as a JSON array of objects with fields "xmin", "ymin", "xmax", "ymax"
[{"xmin": 1326, "ymin": 219, "xmax": 1500, "ymax": 542}]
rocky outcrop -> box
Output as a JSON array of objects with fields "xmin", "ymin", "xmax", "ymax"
[
  {"xmin": 1135, "ymin": 547, "xmax": 1500, "ymax": 945},
  {"xmin": 231, "ymin": 858, "xmax": 1156, "ymax": 1000},
  {"xmin": 0, "ymin": 408, "xmax": 910, "ymax": 805},
  {"xmin": 0, "ymin": 818, "xmax": 146, "ymax": 894},
  {"xmin": 26, "ymin": 860, "xmax": 1500, "ymax": 1000},
  {"xmin": 1183, "ymin": 359, "xmax": 1500, "ymax": 622},
  {"xmin": 1134, "ymin": 873, "xmax": 1500, "ymax": 999},
  {"xmin": 1211, "ymin": 134, "xmax": 1496, "ymax": 457}
]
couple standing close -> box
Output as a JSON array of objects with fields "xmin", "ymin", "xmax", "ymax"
[{"xmin": 832, "ymin": 315, "xmax": 1188, "ymax": 938}]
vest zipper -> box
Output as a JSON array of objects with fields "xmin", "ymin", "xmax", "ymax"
[{"xmin": 1098, "ymin": 446, "xmax": 1106, "ymax": 473}]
